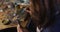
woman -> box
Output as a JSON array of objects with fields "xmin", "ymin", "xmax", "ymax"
[{"xmin": 17, "ymin": 0, "xmax": 60, "ymax": 32}]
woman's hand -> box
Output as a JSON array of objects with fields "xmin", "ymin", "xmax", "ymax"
[
  {"xmin": 17, "ymin": 24, "xmax": 23, "ymax": 32},
  {"xmin": 17, "ymin": 24, "xmax": 29, "ymax": 32}
]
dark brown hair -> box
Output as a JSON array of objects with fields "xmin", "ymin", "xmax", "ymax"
[
  {"xmin": 30, "ymin": 0, "xmax": 46, "ymax": 27},
  {"xmin": 29, "ymin": 0, "xmax": 56, "ymax": 28}
]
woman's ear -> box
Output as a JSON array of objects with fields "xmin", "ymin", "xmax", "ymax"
[{"xmin": 25, "ymin": 7, "xmax": 32, "ymax": 15}]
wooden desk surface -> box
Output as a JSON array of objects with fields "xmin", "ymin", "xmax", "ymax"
[{"xmin": 0, "ymin": 20, "xmax": 28, "ymax": 30}]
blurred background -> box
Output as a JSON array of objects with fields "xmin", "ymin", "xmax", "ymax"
[{"xmin": 0, "ymin": 0, "xmax": 30, "ymax": 32}]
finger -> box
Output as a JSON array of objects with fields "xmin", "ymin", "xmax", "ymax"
[{"xmin": 17, "ymin": 24, "xmax": 23, "ymax": 32}]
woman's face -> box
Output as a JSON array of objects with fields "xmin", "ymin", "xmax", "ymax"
[
  {"xmin": 27, "ymin": 0, "xmax": 40, "ymax": 26},
  {"xmin": 26, "ymin": 0, "xmax": 38, "ymax": 19},
  {"xmin": 26, "ymin": 0, "xmax": 34, "ymax": 15}
]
